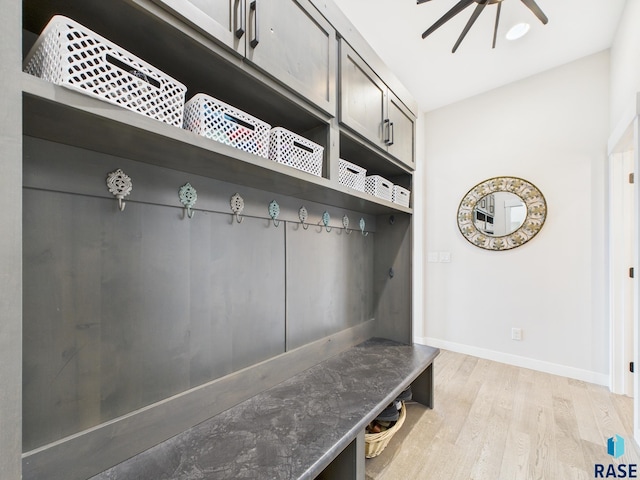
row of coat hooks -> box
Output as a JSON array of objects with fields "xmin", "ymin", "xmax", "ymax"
[{"xmin": 106, "ymin": 169, "xmax": 370, "ymax": 236}]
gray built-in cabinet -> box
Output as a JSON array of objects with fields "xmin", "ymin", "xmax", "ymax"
[
  {"xmin": 153, "ymin": 0, "xmax": 336, "ymax": 116},
  {"xmin": 146, "ymin": 1, "xmax": 244, "ymax": 52},
  {"xmin": 15, "ymin": 0, "xmax": 418, "ymax": 479},
  {"xmin": 387, "ymin": 90, "xmax": 416, "ymax": 169},
  {"xmin": 340, "ymin": 40, "xmax": 415, "ymax": 169}
]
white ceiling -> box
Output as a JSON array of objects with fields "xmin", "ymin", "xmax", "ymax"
[{"xmin": 332, "ymin": 0, "xmax": 627, "ymax": 112}]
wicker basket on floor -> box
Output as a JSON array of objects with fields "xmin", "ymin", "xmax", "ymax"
[{"xmin": 365, "ymin": 401, "xmax": 407, "ymax": 458}]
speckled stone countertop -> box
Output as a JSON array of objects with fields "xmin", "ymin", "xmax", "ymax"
[{"xmin": 91, "ymin": 338, "xmax": 440, "ymax": 480}]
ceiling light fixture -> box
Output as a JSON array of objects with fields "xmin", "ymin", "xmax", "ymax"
[
  {"xmin": 418, "ymin": 0, "xmax": 548, "ymax": 53},
  {"xmin": 505, "ymin": 22, "xmax": 530, "ymax": 40}
]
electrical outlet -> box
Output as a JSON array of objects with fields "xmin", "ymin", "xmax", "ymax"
[{"xmin": 511, "ymin": 328, "xmax": 523, "ymax": 341}]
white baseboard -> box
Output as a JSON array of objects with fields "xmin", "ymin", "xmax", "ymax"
[{"xmin": 414, "ymin": 336, "xmax": 609, "ymax": 387}]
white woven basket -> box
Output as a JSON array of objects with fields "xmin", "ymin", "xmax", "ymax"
[
  {"xmin": 269, "ymin": 127, "xmax": 323, "ymax": 177},
  {"xmin": 365, "ymin": 175, "xmax": 393, "ymax": 202},
  {"xmin": 338, "ymin": 159, "xmax": 367, "ymax": 192},
  {"xmin": 392, "ymin": 185, "xmax": 411, "ymax": 207},
  {"xmin": 23, "ymin": 15, "xmax": 186, "ymax": 127},
  {"xmin": 183, "ymin": 94, "xmax": 271, "ymax": 158}
]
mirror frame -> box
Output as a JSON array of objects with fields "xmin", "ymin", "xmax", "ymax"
[{"xmin": 457, "ymin": 176, "xmax": 547, "ymax": 251}]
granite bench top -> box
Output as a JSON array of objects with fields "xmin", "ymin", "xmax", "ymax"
[{"xmin": 91, "ymin": 338, "xmax": 440, "ymax": 480}]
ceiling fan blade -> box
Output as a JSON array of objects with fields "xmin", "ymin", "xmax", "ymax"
[
  {"xmin": 417, "ymin": 0, "xmax": 435, "ymax": 4},
  {"xmin": 452, "ymin": 2, "xmax": 487, "ymax": 53},
  {"xmin": 492, "ymin": 2, "xmax": 501, "ymax": 48},
  {"xmin": 421, "ymin": 0, "xmax": 475, "ymax": 39},
  {"xmin": 520, "ymin": 0, "xmax": 548, "ymax": 24}
]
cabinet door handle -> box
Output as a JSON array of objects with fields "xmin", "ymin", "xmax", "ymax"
[
  {"xmin": 235, "ymin": 0, "xmax": 246, "ymax": 39},
  {"xmin": 384, "ymin": 119, "xmax": 394, "ymax": 146},
  {"xmin": 388, "ymin": 121, "xmax": 394, "ymax": 146},
  {"xmin": 250, "ymin": 0, "xmax": 259, "ymax": 48}
]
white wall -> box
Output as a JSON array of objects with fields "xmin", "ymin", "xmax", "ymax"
[
  {"xmin": 417, "ymin": 51, "xmax": 610, "ymax": 385},
  {"xmin": 610, "ymin": 0, "xmax": 640, "ymax": 129}
]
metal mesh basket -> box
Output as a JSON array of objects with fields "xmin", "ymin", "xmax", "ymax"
[
  {"xmin": 183, "ymin": 94, "xmax": 271, "ymax": 158},
  {"xmin": 392, "ymin": 185, "xmax": 411, "ymax": 207},
  {"xmin": 268, "ymin": 127, "xmax": 323, "ymax": 177},
  {"xmin": 23, "ymin": 15, "xmax": 186, "ymax": 127},
  {"xmin": 338, "ymin": 159, "xmax": 367, "ymax": 192},
  {"xmin": 365, "ymin": 175, "xmax": 393, "ymax": 202}
]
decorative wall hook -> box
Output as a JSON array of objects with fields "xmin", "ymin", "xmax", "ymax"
[
  {"xmin": 342, "ymin": 215, "xmax": 352, "ymax": 234},
  {"xmin": 359, "ymin": 217, "xmax": 369, "ymax": 236},
  {"xmin": 230, "ymin": 193, "xmax": 245, "ymax": 223},
  {"xmin": 299, "ymin": 206, "xmax": 309, "ymax": 230},
  {"xmin": 321, "ymin": 211, "xmax": 331, "ymax": 232},
  {"xmin": 269, "ymin": 200, "xmax": 281, "ymax": 227},
  {"xmin": 179, "ymin": 182, "xmax": 197, "ymax": 218},
  {"xmin": 106, "ymin": 169, "xmax": 132, "ymax": 211}
]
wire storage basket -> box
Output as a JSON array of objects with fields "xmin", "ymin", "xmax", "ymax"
[
  {"xmin": 392, "ymin": 185, "xmax": 411, "ymax": 207},
  {"xmin": 183, "ymin": 94, "xmax": 271, "ymax": 158},
  {"xmin": 338, "ymin": 159, "xmax": 367, "ymax": 192},
  {"xmin": 23, "ymin": 15, "xmax": 187, "ymax": 127},
  {"xmin": 365, "ymin": 175, "xmax": 393, "ymax": 202},
  {"xmin": 268, "ymin": 127, "xmax": 323, "ymax": 177},
  {"xmin": 365, "ymin": 401, "xmax": 406, "ymax": 459}
]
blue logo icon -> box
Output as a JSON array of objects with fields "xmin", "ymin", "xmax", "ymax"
[{"xmin": 608, "ymin": 434, "xmax": 625, "ymax": 459}]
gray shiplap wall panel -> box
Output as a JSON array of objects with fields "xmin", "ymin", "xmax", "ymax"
[
  {"xmin": 23, "ymin": 188, "xmax": 286, "ymax": 451},
  {"xmin": 23, "ymin": 191, "xmax": 105, "ymax": 450},
  {"xmin": 22, "ymin": 136, "xmax": 374, "ymax": 454},
  {"xmin": 373, "ymin": 214, "xmax": 412, "ymax": 344},
  {"xmin": 22, "ymin": 136, "xmax": 377, "ymax": 230},
  {"xmin": 187, "ymin": 211, "xmax": 233, "ymax": 386},
  {"xmin": 202, "ymin": 212, "xmax": 286, "ymax": 373},
  {"xmin": 286, "ymin": 223, "xmax": 373, "ymax": 350}
]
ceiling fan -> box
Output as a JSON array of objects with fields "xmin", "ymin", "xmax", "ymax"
[{"xmin": 418, "ymin": 0, "xmax": 548, "ymax": 53}]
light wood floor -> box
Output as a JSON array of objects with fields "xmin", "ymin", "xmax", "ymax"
[{"xmin": 366, "ymin": 350, "xmax": 640, "ymax": 480}]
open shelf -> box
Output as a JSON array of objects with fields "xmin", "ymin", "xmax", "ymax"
[
  {"xmin": 339, "ymin": 129, "xmax": 414, "ymax": 207},
  {"xmin": 22, "ymin": 0, "xmax": 332, "ymax": 129},
  {"xmin": 22, "ymin": 0, "xmax": 413, "ymax": 213},
  {"xmin": 22, "ymin": 74, "xmax": 411, "ymax": 215},
  {"xmin": 340, "ymin": 130, "xmax": 412, "ymax": 179}
]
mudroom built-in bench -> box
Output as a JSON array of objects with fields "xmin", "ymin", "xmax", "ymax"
[{"xmin": 89, "ymin": 338, "xmax": 439, "ymax": 480}]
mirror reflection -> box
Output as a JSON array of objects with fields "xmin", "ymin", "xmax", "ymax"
[
  {"xmin": 457, "ymin": 176, "xmax": 546, "ymax": 251},
  {"xmin": 473, "ymin": 192, "xmax": 526, "ymax": 237}
]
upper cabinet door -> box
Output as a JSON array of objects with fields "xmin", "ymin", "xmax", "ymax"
[
  {"xmin": 340, "ymin": 40, "xmax": 416, "ymax": 170},
  {"xmin": 244, "ymin": 0, "xmax": 336, "ymax": 116},
  {"xmin": 339, "ymin": 40, "xmax": 387, "ymax": 151},
  {"xmin": 387, "ymin": 91, "xmax": 415, "ymax": 169},
  {"xmin": 152, "ymin": 0, "xmax": 245, "ymax": 55}
]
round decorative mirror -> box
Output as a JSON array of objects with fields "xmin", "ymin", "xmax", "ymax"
[{"xmin": 457, "ymin": 176, "xmax": 546, "ymax": 250}]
